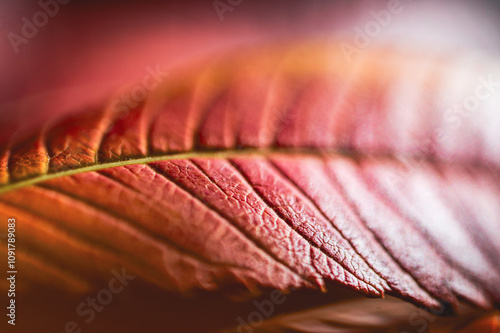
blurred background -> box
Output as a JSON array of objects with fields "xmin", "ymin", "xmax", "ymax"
[{"xmin": 1, "ymin": 0, "xmax": 500, "ymax": 143}]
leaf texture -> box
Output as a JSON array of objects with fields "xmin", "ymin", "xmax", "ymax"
[{"xmin": 0, "ymin": 43, "xmax": 499, "ymax": 314}]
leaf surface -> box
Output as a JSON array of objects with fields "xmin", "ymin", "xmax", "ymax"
[{"xmin": 1, "ymin": 43, "xmax": 499, "ymax": 314}]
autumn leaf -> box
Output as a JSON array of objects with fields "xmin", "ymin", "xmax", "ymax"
[{"xmin": 0, "ymin": 42, "xmax": 499, "ymax": 332}]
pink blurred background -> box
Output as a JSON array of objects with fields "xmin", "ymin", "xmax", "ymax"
[{"xmin": 1, "ymin": 0, "xmax": 499, "ymax": 145}]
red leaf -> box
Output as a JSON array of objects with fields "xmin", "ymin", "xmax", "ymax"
[{"xmin": 0, "ymin": 43, "xmax": 499, "ymax": 326}]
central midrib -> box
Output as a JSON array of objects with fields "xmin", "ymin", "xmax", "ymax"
[{"xmin": 0, "ymin": 147, "xmax": 494, "ymax": 195}]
